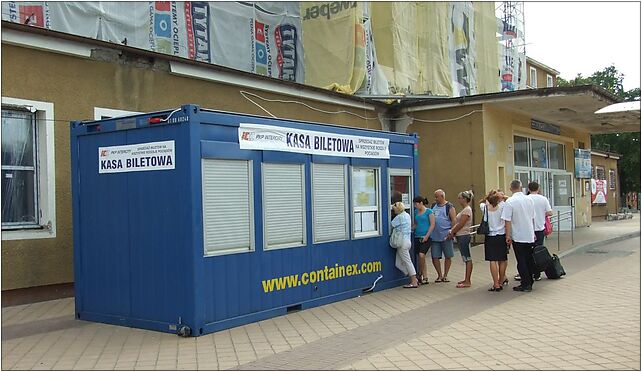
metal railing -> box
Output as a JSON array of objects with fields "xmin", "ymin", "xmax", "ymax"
[
  {"xmin": 469, "ymin": 209, "xmax": 574, "ymax": 251},
  {"xmin": 549, "ymin": 210, "xmax": 574, "ymax": 251}
]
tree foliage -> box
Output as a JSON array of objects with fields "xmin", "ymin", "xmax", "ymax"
[{"xmin": 559, "ymin": 65, "xmax": 640, "ymax": 194}]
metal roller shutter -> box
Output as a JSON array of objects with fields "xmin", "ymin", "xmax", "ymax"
[
  {"xmin": 202, "ymin": 159, "xmax": 253, "ymax": 255},
  {"xmin": 313, "ymin": 163, "xmax": 347, "ymax": 243},
  {"xmin": 263, "ymin": 163, "xmax": 305, "ymax": 249}
]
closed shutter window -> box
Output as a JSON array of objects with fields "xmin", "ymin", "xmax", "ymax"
[
  {"xmin": 312, "ymin": 163, "xmax": 348, "ymax": 243},
  {"xmin": 263, "ymin": 163, "xmax": 306, "ymax": 249},
  {"xmin": 202, "ymin": 159, "xmax": 253, "ymax": 255}
]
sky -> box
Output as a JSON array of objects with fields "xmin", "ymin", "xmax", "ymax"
[{"xmin": 523, "ymin": 1, "xmax": 641, "ymax": 91}]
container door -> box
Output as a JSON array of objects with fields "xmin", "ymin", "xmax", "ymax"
[{"xmin": 551, "ymin": 172, "xmax": 574, "ymax": 231}]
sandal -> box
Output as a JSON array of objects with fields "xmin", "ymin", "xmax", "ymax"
[
  {"xmin": 442, "ymin": 277, "xmax": 450, "ymax": 283},
  {"xmin": 403, "ymin": 284, "xmax": 418, "ymax": 288},
  {"xmin": 502, "ymin": 278, "xmax": 509, "ymax": 286},
  {"xmin": 456, "ymin": 283, "xmax": 470, "ymax": 288},
  {"xmin": 421, "ymin": 278, "xmax": 430, "ymax": 285},
  {"xmin": 434, "ymin": 277, "xmax": 444, "ymax": 283}
]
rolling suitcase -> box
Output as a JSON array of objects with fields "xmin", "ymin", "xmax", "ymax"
[
  {"xmin": 545, "ymin": 254, "xmax": 566, "ymax": 279},
  {"xmin": 532, "ymin": 245, "xmax": 553, "ymax": 272}
]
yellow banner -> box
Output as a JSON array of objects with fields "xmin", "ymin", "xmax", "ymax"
[{"xmin": 302, "ymin": 2, "xmax": 364, "ymax": 93}]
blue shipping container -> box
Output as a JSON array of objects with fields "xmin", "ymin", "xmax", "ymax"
[{"xmin": 71, "ymin": 104, "xmax": 419, "ymax": 336}]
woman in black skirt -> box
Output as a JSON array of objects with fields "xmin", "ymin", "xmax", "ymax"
[{"xmin": 480, "ymin": 190, "xmax": 509, "ymax": 292}]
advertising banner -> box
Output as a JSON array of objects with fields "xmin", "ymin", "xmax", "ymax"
[
  {"xmin": 591, "ymin": 179, "xmax": 607, "ymax": 204},
  {"xmin": 356, "ymin": 15, "xmax": 389, "ymax": 95},
  {"xmin": 449, "ymin": 2, "xmax": 477, "ymax": 96},
  {"xmin": 238, "ymin": 123, "xmax": 390, "ymax": 159},
  {"xmin": 209, "ymin": 2, "xmax": 303, "ymax": 82},
  {"xmin": 98, "ymin": 140, "xmax": 175, "ymax": 174},
  {"xmin": 3, "ymin": 1, "xmax": 50, "ymax": 27},
  {"xmin": 574, "ymin": 149, "xmax": 592, "ymax": 178},
  {"xmin": 302, "ymin": 1, "xmax": 359, "ymax": 92}
]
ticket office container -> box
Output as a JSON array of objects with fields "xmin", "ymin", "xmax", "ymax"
[{"xmin": 71, "ymin": 104, "xmax": 419, "ymax": 336}]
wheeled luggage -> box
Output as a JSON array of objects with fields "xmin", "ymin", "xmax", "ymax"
[
  {"xmin": 532, "ymin": 245, "xmax": 553, "ymax": 272},
  {"xmin": 544, "ymin": 254, "xmax": 566, "ymax": 279}
]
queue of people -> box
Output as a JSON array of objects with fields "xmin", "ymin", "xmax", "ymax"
[{"xmin": 390, "ymin": 180, "xmax": 553, "ymax": 293}]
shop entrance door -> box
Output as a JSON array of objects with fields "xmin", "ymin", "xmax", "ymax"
[{"xmin": 551, "ymin": 173, "xmax": 574, "ymax": 231}]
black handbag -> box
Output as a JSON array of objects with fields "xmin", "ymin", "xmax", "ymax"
[{"xmin": 477, "ymin": 203, "xmax": 490, "ymax": 235}]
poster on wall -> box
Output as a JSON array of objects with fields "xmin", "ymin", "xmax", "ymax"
[
  {"xmin": 574, "ymin": 149, "xmax": 592, "ymax": 178},
  {"xmin": 591, "ymin": 179, "xmax": 607, "ymax": 204}
]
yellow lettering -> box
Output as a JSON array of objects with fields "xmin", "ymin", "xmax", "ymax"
[
  {"xmin": 262, "ymin": 279, "xmax": 275, "ymax": 293},
  {"xmin": 310, "ymin": 271, "xmax": 317, "ymax": 283}
]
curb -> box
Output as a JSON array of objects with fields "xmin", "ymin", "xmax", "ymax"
[{"xmin": 558, "ymin": 231, "xmax": 641, "ymax": 258}]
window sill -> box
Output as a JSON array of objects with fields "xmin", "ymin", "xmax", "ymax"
[
  {"xmin": 2, "ymin": 228, "xmax": 56, "ymax": 241},
  {"xmin": 353, "ymin": 232, "xmax": 381, "ymax": 239}
]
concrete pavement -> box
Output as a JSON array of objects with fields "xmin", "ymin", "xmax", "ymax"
[{"xmin": 2, "ymin": 215, "xmax": 639, "ymax": 370}]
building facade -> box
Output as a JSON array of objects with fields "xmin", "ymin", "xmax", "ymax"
[
  {"xmin": 526, "ymin": 57, "xmax": 559, "ymax": 89},
  {"xmin": 399, "ymin": 86, "xmax": 628, "ymax": 230}
]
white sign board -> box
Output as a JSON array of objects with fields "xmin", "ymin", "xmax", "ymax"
[
  {"xmin": 99, "ymin": 140, "xmax": 175, "ymax": 174},
  {"xmin": 238, "ymin": 123, "xmax": 390, "ymax": 159}
]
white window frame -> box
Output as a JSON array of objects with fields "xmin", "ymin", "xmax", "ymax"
[
  {"xmin": 388, "ymin": 168, "xmax": 414, "ymax": 235},
  {"xmin": 311, "ymin": 163, "xmax": 349, "ymax": 244},
  {"xmin": 262, "ymin": 163, "xmax": 307, "ymax": 250},
  {"xmin": 351, "ymin": 166, "xmax": 381, "ymax": 239},
  {"xmin": 609, "ymin": 169, "xmax": 616, "ymax": 190},
  {"xmin": 595, "ymin": 165, "xmax": 606, "ymax": 180},
  {"xmin": 2, "ymin": 97, "xmax": 56, "ymax": 240},
  {"xmin": 546, "ymin": 74, "xmax": 554, "ymax": 87},
  {"xmin": 529, "ymin": 67, "xmax": 538, "ymax": 88},
  {"xmin": 94, "ymin": 107, "xmax": 142, "ymax": 120}
]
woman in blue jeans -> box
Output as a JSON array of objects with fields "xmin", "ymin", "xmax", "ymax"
[{"xmin": 448, "ymin": 191, "xmax": 474, "ymax": 288}]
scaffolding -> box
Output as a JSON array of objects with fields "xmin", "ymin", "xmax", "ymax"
[{"xmin": 496, "ymin": 1, "xmax": 526, "ymax": 91}]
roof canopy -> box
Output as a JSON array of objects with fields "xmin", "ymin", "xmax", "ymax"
[{"xmin": 402, "ymin": 86, "xmax": 640, "ymax": 134}]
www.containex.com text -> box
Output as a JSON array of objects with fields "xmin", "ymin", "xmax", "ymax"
[{"xmin": 261, "ymin": 261, "xmax": 382, "ymax": 293}]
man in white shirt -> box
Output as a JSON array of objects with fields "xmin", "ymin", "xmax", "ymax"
[
  {"xmin": 528, "ymin": 181, "xmax": 553, "ymax": 281},
  {"xmin": 502, "ymin": 179, "xmax": 536, "ymax": 292}
]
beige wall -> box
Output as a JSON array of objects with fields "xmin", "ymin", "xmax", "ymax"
[
  {"xmin": 406, "ymin": 105, "xmax": 486, "ymax": 223},
  {"xmin": 526, "ymin": 62, "xmax": 557, "ymax": 88},
  {"xmin": 1, "ymin": 43, "xmax": 380, "ymax": 290},
  {"xmin": 590, "ymin": 155, "xmax": 620, "ymax": 218},
  {"xmin": 482, "ymin": 103, "xmax": 592, "ymax": 227}
]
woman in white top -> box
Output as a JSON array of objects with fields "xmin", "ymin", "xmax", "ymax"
[{"xmin": 480, "ymin": 190, "xmax": 509, "ymax": 292}]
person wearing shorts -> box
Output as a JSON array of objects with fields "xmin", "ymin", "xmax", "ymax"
[
  {"xmin": 448, "ymin": 190, "xmax": 474, "ymax": 288},
  {"xmin": 412, "ymin": 196, "xmax": 435, "ymax": 285},
  {"xmin": 430, "ymin": 189, "xmax": 457, "ymax": 282}
]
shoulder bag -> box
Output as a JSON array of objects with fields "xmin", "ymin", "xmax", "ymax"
[
  {"xmin": 544, "ymin": 215, "xmax": 553, "ymax": 236},
  {"xmin": 477, "ymin": 203, "xmax": 490, "ymax": 235},
  {"xmin": 390, "ymin": 226, "xmax": 404, "ymax": 249}
]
